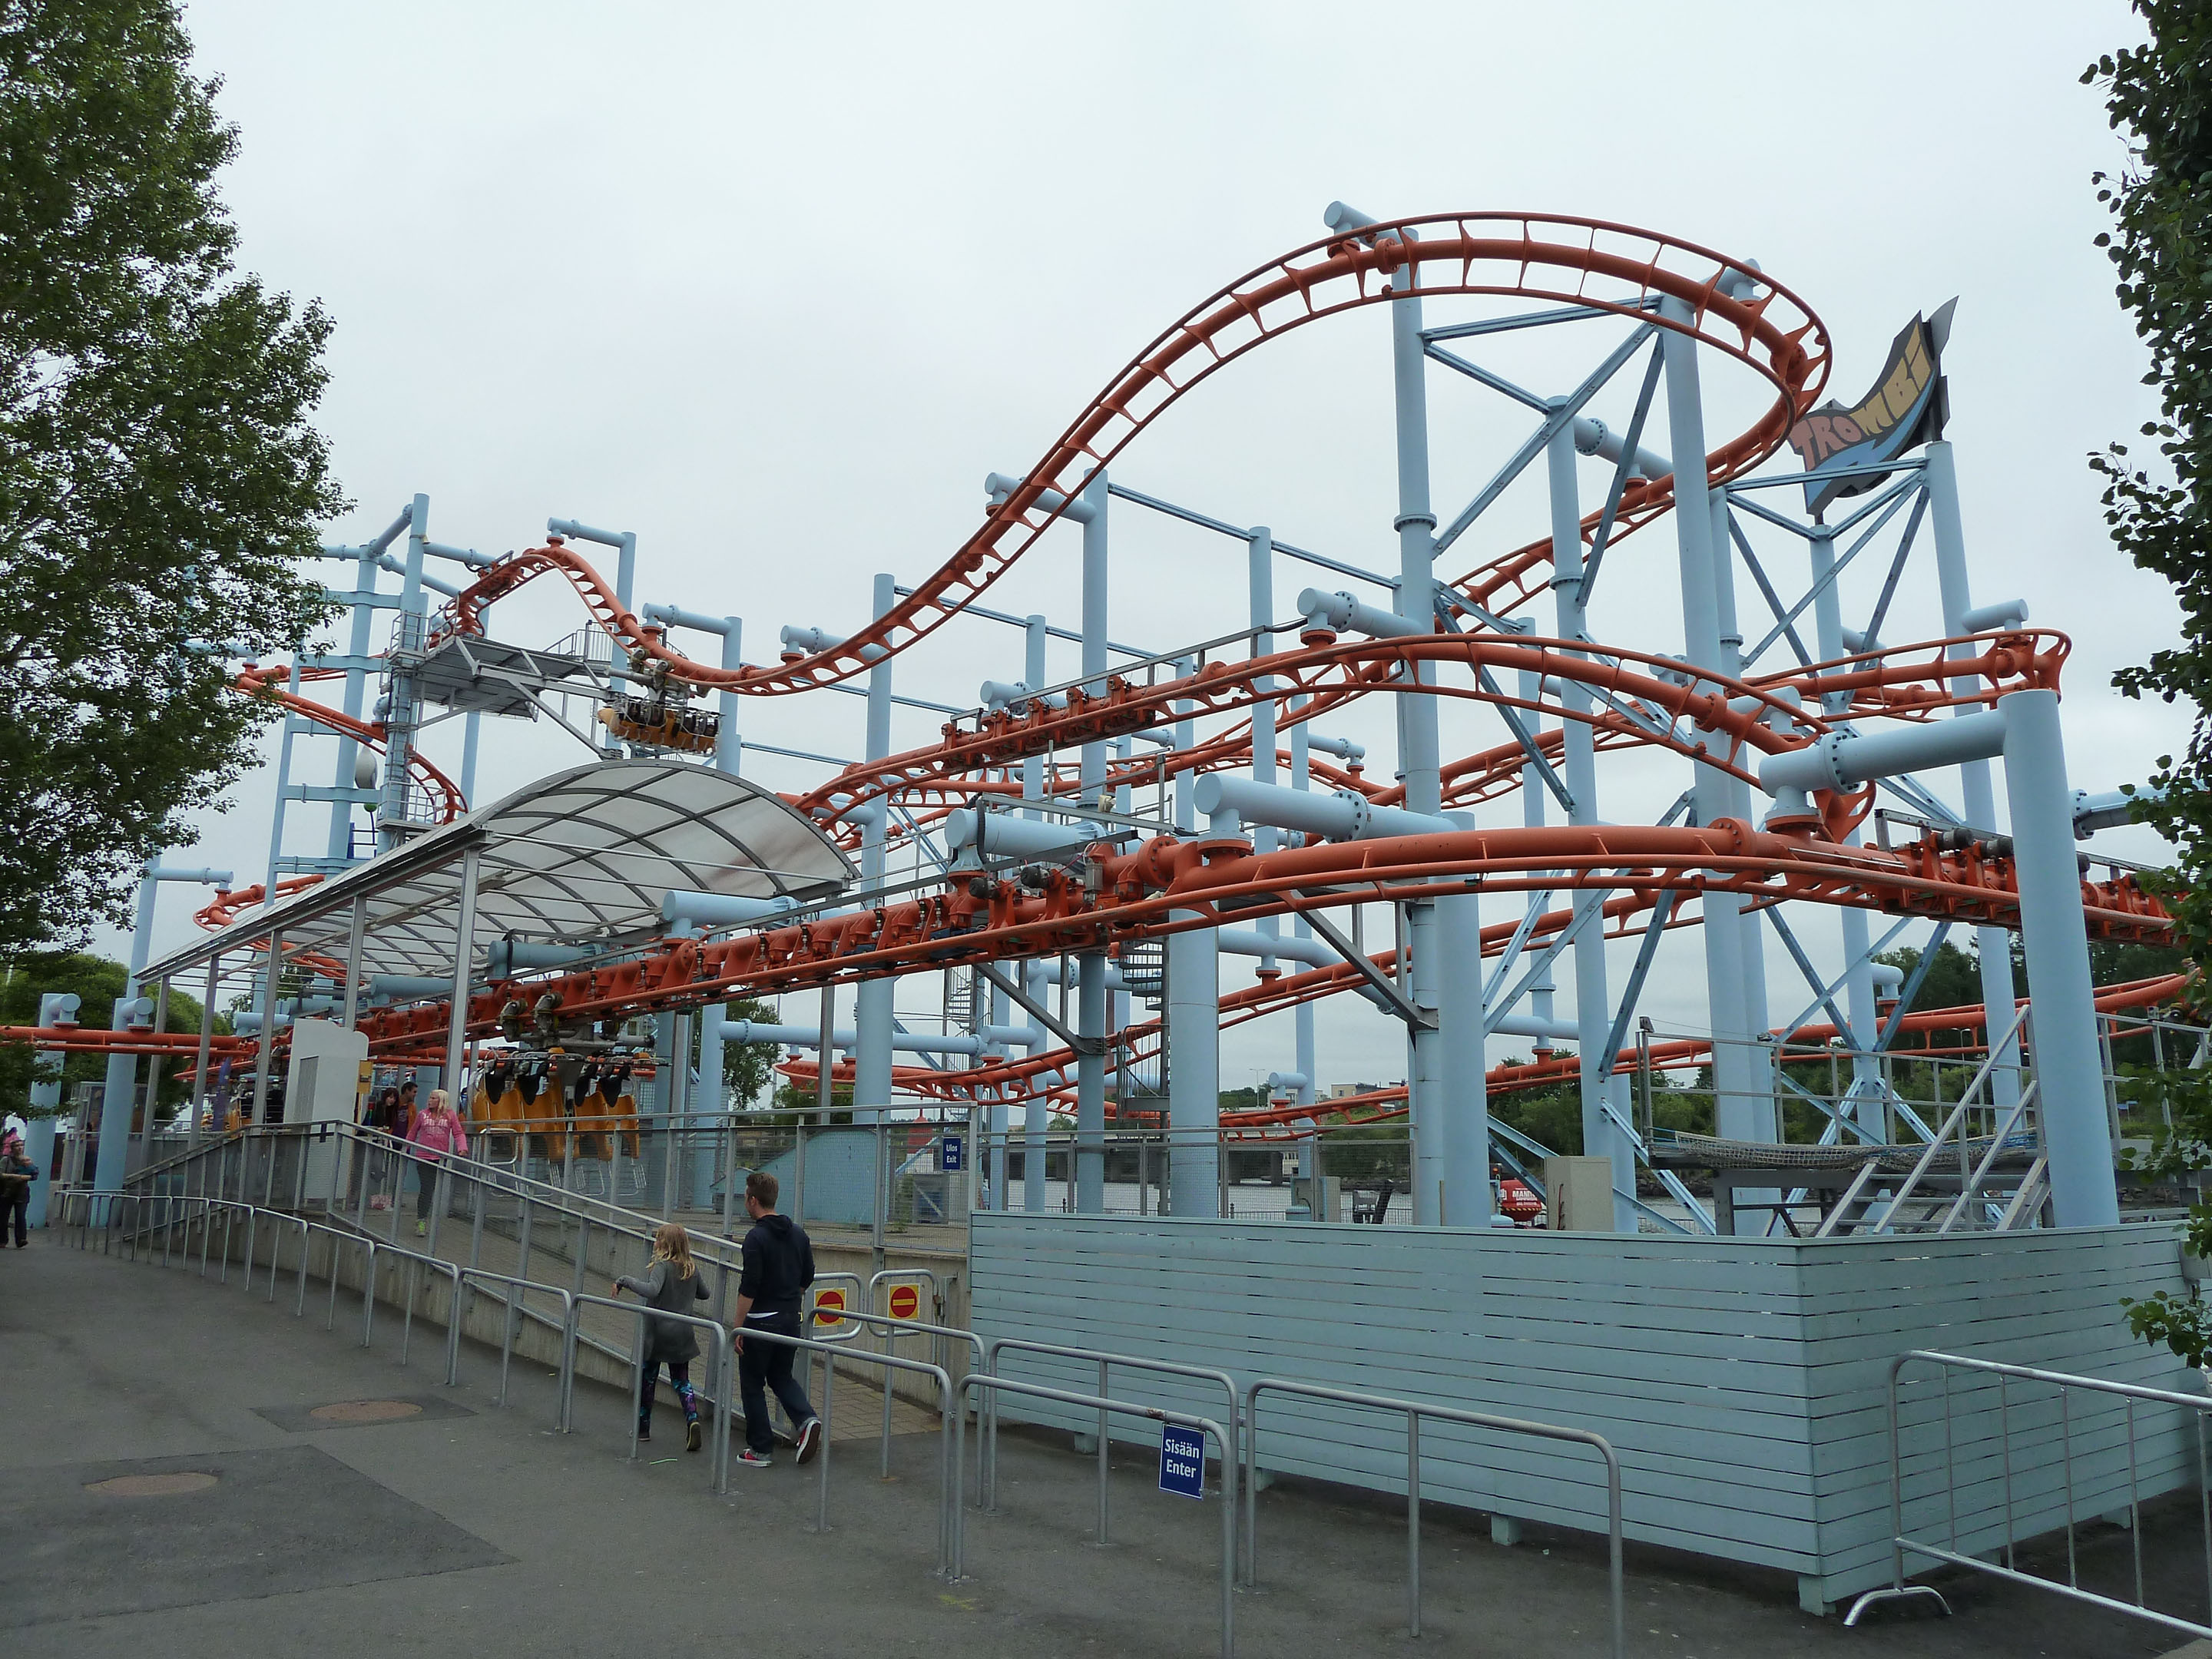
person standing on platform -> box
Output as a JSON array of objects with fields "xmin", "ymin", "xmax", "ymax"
[
  {"xmin": 730, "ymin": 1170, "xmax": 821, "ymax": 1469},
  {"xmin": 0, "ymin": 1129, "xmax": 36, "ymax": 1247},
  {"xmin": 403, "ymin": 1088, "xmax": 468, "ymax": 1237},
  {"xmin": 614, "ymin": 1222, "xmax": 713, "ymax": 1450}
]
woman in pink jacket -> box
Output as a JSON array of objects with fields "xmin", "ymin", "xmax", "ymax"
[{"xmin": 405, "ymin": 1088, "xmax": 470, "ymax": 1237}]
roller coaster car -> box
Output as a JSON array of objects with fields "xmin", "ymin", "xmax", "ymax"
[
  {"xmin": 595, "ymin": 694, "xmax": 718, "ymax": 756},
  {"xmin": 570, "ymin": 1058, "xmax": 641, "ymax": 1161},
  {"xmin": 512, "ymin": 1052, "xmax": 563, "ymax": 1162},
  {"xmin": 474, "ymin": 1052, "xmax": 567, "ymax": 1162}
]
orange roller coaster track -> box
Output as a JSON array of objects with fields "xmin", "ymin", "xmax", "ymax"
[{"xmin": 429, "ymin": 214, "xmax": 1826, "ymax": 701}]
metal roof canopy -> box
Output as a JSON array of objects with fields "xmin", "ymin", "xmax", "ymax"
[{"xmin": 144, "ymin": 758, "xmax": 855, "ymax": 991}]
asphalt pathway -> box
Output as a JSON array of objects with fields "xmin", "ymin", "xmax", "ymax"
[{"xmin": 0, "ymin": 1231, "xmax": 2194, "ymax": 1657}]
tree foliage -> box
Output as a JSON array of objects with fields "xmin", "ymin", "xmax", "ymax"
[
  {"xmin": 0, "ymin": 0, "xmax": 343, "ymax": 956},
  {"xmin": 2086, "ymin": 3, "xmax": 2212, "ymax": 959},
  {"xmin": 2081, "ymin": 4, "xmax": 2212, "ymax": 1366},
  {"xmin": 718, "ymin": 997, "xmax": 780, "ymax": 1106}
]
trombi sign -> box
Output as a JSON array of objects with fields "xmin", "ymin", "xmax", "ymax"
[{"xmin": 1786, "ymin": 299, "xmax": 1955, "ymax": 518}]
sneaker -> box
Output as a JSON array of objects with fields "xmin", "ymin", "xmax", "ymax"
[
  {"xmin": 637, "ymin": 1431, "xmax": 651, "ymax": 1444},
  {"xmin": 686, "ymin": 1418, "xmax": 702, "ymax": 1453},
  {"xmin": 415, "ymin": 1220, "xmax": 427, "ymax": 1237},
  {"xmin": 734, "ymin": 1449, "xmax": 772, "ymax": 1470},
  {"xmin": 795, "ymin": 1417, "xmax": 823, "ymax": 1465}
]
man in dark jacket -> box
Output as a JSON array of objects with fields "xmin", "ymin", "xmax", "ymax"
[
  {"xmin": 0, "ymin": 1129, "xmax": 37, "ymax": 1247},
  {"xmin": 730, "ymin": 1170, "xmax": 821, "ymax": 1469}
]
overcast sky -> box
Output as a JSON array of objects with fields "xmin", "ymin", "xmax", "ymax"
[{"xmin": 108, "ymin": 2, "xmax": 2176, "ymax": 1094}]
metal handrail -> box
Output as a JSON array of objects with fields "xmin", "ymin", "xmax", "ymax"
[
  {"xmin": 1846, "ymin": 1349, "xmax": 2212, "ymax": 1639},
  {"xmin": 806, "ymin": 1271, "xmax": 867, "ymax": 1344},
  {"xmin": 806, "ymin": 1301, "xmax": 986, "ymax": 1481},
  {"xmin": 1866, "ymin": 1002, "xmax": 2035, "ymax": 1232},
  {"xmin": 981, "ymin": 1336, "xmax": 1240, "ymax": 1532},
  {"xmin": 951, "ymin": 1373, "xmax": 1235, "ymax": 1659},
  {"xmin": 453, "ymin": 1265, "xmax": 578, "ymax": 1418},
  {"xmin": 566, "ymin": 1292, "xmax": 736, "ymax": 1488},
  {"xmin": 869, "ymin": 1267, "xmax": 948, "ymax": 1474},
  {"xmin": 1935, "ymin": 1079, "xmax": 2044, "ymax": 1233},
  {"xmin": 1243, "ymin": 1376, "xmax": 1623, "ymax": 1658},
  {"xmin": 708, "ymin": 1318, "xmax": 957, "ymax": 1564}
]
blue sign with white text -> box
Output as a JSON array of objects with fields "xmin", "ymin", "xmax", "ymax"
[
  {"xmin": 1159, "ymin": 1423, "xmax": 1206, "ymax": 1500},
  {"xmin": 941, "ymin": 1134, "xmax": 963, "ymax": 1171}
]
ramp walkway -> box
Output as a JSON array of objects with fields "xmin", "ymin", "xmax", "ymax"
[{"xmin": 6, "ymin": 1233, "xmax": 2194, "ymax": 1658}]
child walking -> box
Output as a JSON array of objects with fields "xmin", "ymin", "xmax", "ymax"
[{"xmin": 614, "ymin": 1222, "xmax": 714, "ymax": 1450}]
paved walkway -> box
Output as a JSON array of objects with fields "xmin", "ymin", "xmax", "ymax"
[{"xmin": 2, "ymin": 1232, "xmax": 2200, "ymax": 1657}]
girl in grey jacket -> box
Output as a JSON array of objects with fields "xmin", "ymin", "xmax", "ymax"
[{"xmin": 614, "ymin": 1223, "xmax": 713, "ymax": 1449}]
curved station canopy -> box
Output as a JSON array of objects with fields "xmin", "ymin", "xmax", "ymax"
[{"xmin": 144, "ymin": 760, "xmax": 855, "ymax": 992}]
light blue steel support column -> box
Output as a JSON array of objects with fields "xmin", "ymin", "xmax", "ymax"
[
  {"xmin": 95, "ymin": 865, "xmax": 167, "ymax": 1192},
  {"xmin": 379, "ymin": 495, "xmax": 430, "ymax": 850},
  {"xmin": 1660, "ymin": 300, "xmax": 1761, "ymax": 1194},
  {"xmin": 1075, "ymin": 477, "xmax": 1110, "ymax": 1212},
  {"xmin": 263, "ymin": 658, "xmax": 303, "ymax": 900},
  {"xmin": 1023, "ymin": 959, "xmax": 1049, "ymax": 1213},
  {"xmin": 325, "ymin": 544, "xmax": 379, "ymax": 862},
  {"xmin": 546, "ymin": 518, "xmax": 635, "ymax": 751},
  {"xmin": 1166, "ymin": 917, "xmax": 1220, "ymax": 1217},
  {"xmin": 1710, "ymin": 488, "xmax": 1773, "ymax": 1136},
  {"xmin": 1513, "ymin": 627, "xmax": 1559, "ymax": 1044},
  {"xmin": 1247, "ymin": 528, "xmax": 1281, "ymax": 919},
  {"xmin": 1378, "ymin": 224, "xmax": 1447, "ymax": 1226},
  {"xmin": 1998, "ymin": 689, "xmax": 2118, "ymax": 1227},
  {"xmin": 698, "ymin": 617, "xmax": 745, "ymax": 1117},
  {"xmin": 1163, "ymin": 653, "xmax": 1216, "ymax": 1214},
  {"xmin": 1018, "ymin": 615, "xmax": 1051, "ymax": 1211},
  {"xmin": 1436, "ymin": 864, "xmax": 1490, "ymax": 1225},
  {"xmin": 1022, "ymin": 616, "xmax": 1048, "ymax": 820},
  {"xmin": 459, "ymin": 711, "xmax": 482, "ymax": 806},
  {"xmin": 26, "ymin": 992, "xmax": 74, "ymax": 1227},
  {"xmin": 854, "ymin": 574, "xmax": 897, "ymax": 1131},
  {"xmin": 1288, "ymin": 702, "xmax": 1318, "ymax": 1190},
  {"xmin": 986, "ymin": 975, "xmax": 1009, "ymax": 1211},
  {"xmin": 1808, "ymin": 525, "xmax": 1884, "ymax": 1133},
  {"xmin": 1926, "ymin": 442, "xmax": 2024, "ymax": 1107},
  {"xmin": 1172, "ymin": 658, "xmax": 1197, "ymax": 833},
  {"xmin": 1548, "ymin": 414, "xmax": 1632, "ymax": 1228}
]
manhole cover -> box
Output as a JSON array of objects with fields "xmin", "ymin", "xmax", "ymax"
[
  {"xmin": 85, "ymin": 1472, "xmax": 219, "ymax": 1496},
  {"xmin": 309, "ymin": 1400, "xmax": 424, "ymax": 1424}
]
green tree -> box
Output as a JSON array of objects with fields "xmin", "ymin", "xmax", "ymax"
[
  {"xmin": 678, "ymin": 995, "xmax": 780, "ymax": 1108},
  {"xmin": 2078, "ymin": 5, "xmax": 2212, "ymax": 1366},
  {"xmin": 720, "ymin": 997, "xmax": 780, "ymax": 1107},
  {"xmin": 0, "ymin": 0, "xmax": 343, "ymax": 957}
]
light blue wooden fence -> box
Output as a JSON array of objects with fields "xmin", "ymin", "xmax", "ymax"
[{"xmin": 969, "ymin": 1215, "xmax": 2199, "ymax": 1607}]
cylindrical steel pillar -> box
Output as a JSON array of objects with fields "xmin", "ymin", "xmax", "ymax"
[
  {"xmin": 855, "ymin": 574, "xmax": 897, "ymax": 1128},
  {"xmin": 1807, "ymin": 526, "xmax": 1886, "ymax": 1135},
  {"xmin": 26, "ymin": 992, "xmax": 70, "ymax": 1227},
  {"xmin": 1927, "ymin": 441, "xmax": 2025, "ymax": 1107},
  {"xmin": 1548, "ymin": 413, "xmax": 1631, "ymax": 1227},
  {"xmin": 1661, "ymin": 300, "xmax": 1763, "ymax": 1200},
  {"xmin": 1386, "ymin": 232, "xmax": 1447, "ymax": 1227},
  {"xmin": 1166, "ymin": 916, "xmax": 1220, "ymax": 1217},
  {"xmin": 1998, "ymin": 689, "xmax": 2118, "ymax": 1227},
  {"xmin": 1075, "ymin": 477, "xmax": 1110, "ymax": 1212}
]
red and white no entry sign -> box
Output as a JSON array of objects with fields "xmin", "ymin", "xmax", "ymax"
[{"xmin": 886, "ymin": 1283, "xmax": 922, "ymax": 1321}]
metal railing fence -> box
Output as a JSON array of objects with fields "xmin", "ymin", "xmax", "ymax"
[
  {"xmin": 952, "ymin": 1373, "xmax": 1236, "ymax": 1659},
  {"xmin": 1846, "ymin": 1350, "xmax": 2212, "ymax": 1641},
  {"xmin": 1241, "ymin": 1376, "xmax": 1623, "ymax": 1657},
  {"xmin": 980, "ymin": 1336, "xmax": 1241, "ymax": 1532}
]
